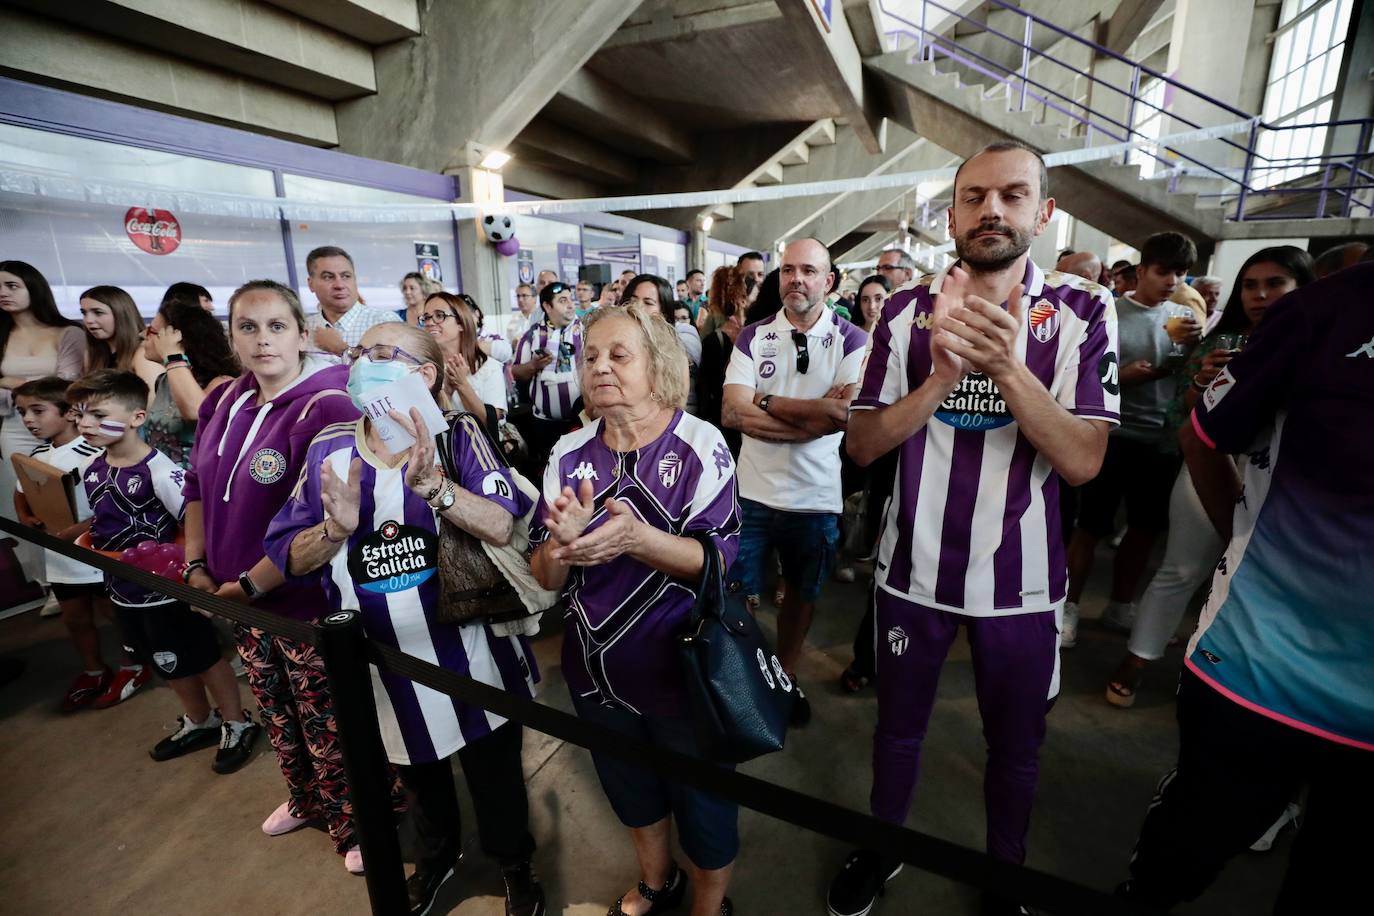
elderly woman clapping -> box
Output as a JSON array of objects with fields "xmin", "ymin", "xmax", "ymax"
[{"xmin": 530, "ymin": 304, "xmax": 743, "ymax": 916}]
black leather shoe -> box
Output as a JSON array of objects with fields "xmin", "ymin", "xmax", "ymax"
[{"xmin": 407, "ymin": 853, "xmax": 460, "ymax": 916}]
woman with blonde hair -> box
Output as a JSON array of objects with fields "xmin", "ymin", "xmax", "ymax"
[
  {"xmin": 531, "ymin": 303, "xmax": 742, "ymax": 916},
  {"xmin": 79, "ymin": 285, "xmax": 163, "ymax": 392},
  {"xmin": 399, "ymin": 271, "xmax": 442, "ymax": 326}
]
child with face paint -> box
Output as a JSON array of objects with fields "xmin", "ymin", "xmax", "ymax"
[{"xmin": 69, "ymin": 369, "xmax": 260, "ymax": 768}]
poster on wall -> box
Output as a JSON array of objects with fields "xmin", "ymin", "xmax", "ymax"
[
  {"xmin": 643, "ymin": 254, "xmax": 659, "ymax": 276},
  {"xmin": 125, "ymin": 207, "xmax": 182, "ymax": 256},
  {"xmin": 557, "ymin": 242, "xmax": 582, "ymax": 286},
  {"xmin": 414, "ymin": 241, "xmax": 442, "ymax": 282},
  {"xmin": 517, "ymin": 249, "xmax": 534, "ymax": 284}
]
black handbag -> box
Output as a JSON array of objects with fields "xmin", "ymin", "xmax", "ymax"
[{"xmin": 676, "ymin": 532, "xmax": 791, "ymax": 763}]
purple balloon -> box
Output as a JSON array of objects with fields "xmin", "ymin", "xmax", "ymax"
[
  {"xmin": 133, "ymin": 540, "xmax": 159, "ymax": 556},
  {"xmin": 494, "ymin": 236, "xmax": 520, "ymax": 257}
]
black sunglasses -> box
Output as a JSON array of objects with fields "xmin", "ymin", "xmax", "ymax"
[{"xmin": 791, "ymin": 330, "xmax": 809, "ymax": 374}]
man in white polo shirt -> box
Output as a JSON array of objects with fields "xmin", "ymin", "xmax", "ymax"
[
  {"xmin": 303, "ymin": 245, "xmax": 400, "ymax": 360},
  {"xmin": 826, "ymin": 141, "xmax": 1119, "ymax": 916},
  {"xmin": 723, "ymin": 237, "xmax": 868, "ymax": 727}
]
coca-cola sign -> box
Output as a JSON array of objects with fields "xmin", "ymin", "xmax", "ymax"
[{"xmin": 124, "ymin": 207, "xmax": 182, "ymax": 256}]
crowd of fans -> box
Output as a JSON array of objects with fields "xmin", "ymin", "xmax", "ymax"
[{"xmin": 0, "ymin": 139, "xmax": 1369, "ymax": 916}]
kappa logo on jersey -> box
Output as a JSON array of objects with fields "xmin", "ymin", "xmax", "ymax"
[
  {"xmin": 887, "ymin": 625, "xmax": 909, "ymax": 656},
  {"xmin": 1204, "ymin": 366, "xmax": 1235, "ymax": 410},
  {"xmin": 763, "ymin": 331, "xmax": 779, "ymax": 341},
  {"xmin": 86, "ymin": 471, "xmax": 98, "ymax": 484},
  {"xmin": 756, "ymin": 648, "xmax": 775, "ymax": 689},
  {"xmin": 1029, "ymin": 299, "xmax": 1059, "ymax": 343},
  {"xmin": 658, "ymin": 451, "xmax": 682, "ymax": 489},
  {"xmin": 1346, "ymin": 333, "xmax": 1374, "ymax": 358},
  {"xmin": 935, "ymin": 372, "xmax": 1013, "ymax": 431},
  {"xmin": 481, "ymin": 471, "xmax": 513, "ymax": 500},
  {"xmin": 568, "ymin": 462, "xmax": 598, "ymax": 481},
  {"xmin": 915, "ymin": 311, "xmax": 935, "ymax": 330},
  {"xmin": 249, "ymin": 448, "xmax": 286, "ymax": 485},
  {"xmin": 759, "ymin": 360, "xmax": 776, "ymax": 379},
  {"xmin": 1098, "ymin": 351, "xmax": 1120, "ymax": 396}
]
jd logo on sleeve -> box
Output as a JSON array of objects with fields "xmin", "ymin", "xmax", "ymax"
[{"xmin": 347, "ymin": 521, "xmax": 438, "ymax": 593}]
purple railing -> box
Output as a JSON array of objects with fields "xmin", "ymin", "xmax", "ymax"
[{"xmin": 880, "ymin": 0, "xmax": 1373, "ymax": 222}]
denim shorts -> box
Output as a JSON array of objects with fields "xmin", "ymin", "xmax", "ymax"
[
  {"xmin": 571, "ymin": 693, "xmax": 739, "ymax": 870},
  {"xmin": 726, "ymin": 497, "xmax": 840, "ymax": 602}
]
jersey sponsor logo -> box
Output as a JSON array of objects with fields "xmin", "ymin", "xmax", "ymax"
[
  {"xmin": 1099, "ymin": 352, "xmax": 1119, "ymax": 396},
  {"xmin": 152, "ymin": 650, "xmax": 178, "ymax": 674},
  {"xmin": 347, "ymin": 520, "xmax": 437, "ymax": 594},
  {"xmin": 759, "ymin": 360, "xmax": 776, "ymax": 379},
  {"xmin": 1029, "ymin": 299, "xmax": 1059, "ymax": 343},
  {"xmin": 481, "ymin": 471, "xmax": 514, "ymax": 500},
  {"xmin": 762, "ymin": 331, "xmax": 779, "ymax": 341},
  {"xmin": 568, "ymin": 462, "xmax": 598, "ymax": 481},
  {"xmin": 760, "ymin": 341, "xmax": 778, "ymax": 358},
  {"xmin": 1346, "ymin": 333, "xmax": 1374, "ymax": 358},
  {"xmin": 915, "ymin": 311, "xmax": 935, "ymax": 330},
  {"xmin": 935, "ymin": 372, "xmax": 1013, "ymax": 431},
  {"xmin": 249, "ymin": 448, "xmax": 287, "ymax": 485},
  {"xmin": 1203, "ymin": 366, "xmax": 1235, "ymax": 410},
  {"xmin": 887, "ymin": 625, "xmax": 909, "ymax": 656},
  {"xmin": 658, "ymin": 451, "xmax": 682, "ymax": 489}
]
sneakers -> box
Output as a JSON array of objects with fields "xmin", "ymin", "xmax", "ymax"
[
  {"xmin": 1100, "ymin": 601, "xmax": 1137, "ymax": 634},
  {"xmin": 501, "ymin": 858, "xmax": 545, "ymax": 916},
  {"xmin": 345, "ymin": 847, "xmax": 364, "ymax": 875},
  {"xmin": 790, "ymin": 685, "xmax": 812, "ymax": 727},
  {"xmin": 92, "ymin": 665, "xmax": 151, "ymax": 709},
  {"xmin": 833, "ymin": 566, "xmax": 857, "ymax": 584},
  {"xmin": 61, "ymin": 668, "xmax": 112, "ymax": 713},
  {"xmin": 212, "ymin": 712, "xmax": 262, "ymax": 774},
  {"xmin": 1060, "ymin": 602, "xmax": 1079, "ymax": 649},
  {"xmin": 827, "ymin": 849, "xmax": 902, "ymax": 916},
  {"xmin": 262, "ymin": 801, "xmax": 311, "ymax": 836},
  {"xmin": 149, "ymin": 711, "xmax": 223, "ymax": 761},
  {"xmin": 1250, "ymin": 802, "xmax": 1301, "ymax": 852},
  {"xmin": 407, "ymin": 851, "xmax": 460, "ymax": 916}
]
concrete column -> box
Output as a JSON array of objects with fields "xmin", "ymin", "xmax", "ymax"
[
  {"xmin": 688, "ymin": 229, "xmax": 710, "ymax": 274},
  {"xmin": 1071, "ymin": 219, "xmax": 1115, "ymax": 263},
  {"xmin": 1165, "ymin": 0, "xmax": 1258, "ymax": 172},
  {"xmin": 448, "ymin": 166, "xmax": 508, "ymax": 320}
]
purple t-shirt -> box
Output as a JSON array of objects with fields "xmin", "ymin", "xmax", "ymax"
[
  {"xmin": 852, "ymin": 260, "xmax": 1120, "ymax": 616},
  {"xmin": 530, "ymin": 411, "xmax": 741, "ymax": 717},
  {"xmin": 84, "ymin": 449, "xmax": 186, "ymax": 607}
]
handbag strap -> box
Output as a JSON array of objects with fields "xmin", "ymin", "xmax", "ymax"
[{"xmin": 687, "ymin": 530, "xmax": 725, "ymax": 628}]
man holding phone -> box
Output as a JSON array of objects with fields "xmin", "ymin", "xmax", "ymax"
[{"xmin": 513, "ymin": 281, "xmax": 582, "ymax": 472}]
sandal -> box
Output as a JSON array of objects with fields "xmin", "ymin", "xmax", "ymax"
[
  {"xmin": 839, "ymin": 665, "xmax": 871, "ymax": 693},
  {"xmin": 1105, "ymin": 658, "xmax": 1145, "ymax": 709},
  {"xmin": 607, "ymin": 863, "xmax": 687, "ymax": 916}
]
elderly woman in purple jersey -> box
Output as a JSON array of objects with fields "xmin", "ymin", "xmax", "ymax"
[{"xmin": 530, "ymin": 304, "xmax": 742, "ymax": 916}]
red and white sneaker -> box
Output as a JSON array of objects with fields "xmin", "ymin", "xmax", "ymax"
[
  {"xmin": 60, "ymin": 668, "xmax": 112, "ymax": 713},
  {"xmin": 91, "ymin": 665, "xmax": 151, "ymax": 709}
]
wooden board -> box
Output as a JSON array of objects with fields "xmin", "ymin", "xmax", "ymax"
[{"xmin": 11, "ymin": 453, "xmax": 77, "ymax": 532}]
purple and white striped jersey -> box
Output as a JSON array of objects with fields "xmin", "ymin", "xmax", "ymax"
[
  {"xmin": 853, "ymin": 261, "xmax": 1120, "ymax": 617},
  {"xmin": 514, "ymin": 320, "xmax": 582, "ymax": 421},
  {"xmin": 84, "ymin": 449, "xmax": 186, "ymax": 607},
  {"xmin": 530, "ymin": 411, "xmax": 741, "ymax": 717},
  {"xmin": 265, "ymin": 416, "xmax": 538, "ymax": 765}
]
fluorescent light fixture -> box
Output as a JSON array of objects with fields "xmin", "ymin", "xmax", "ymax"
[
  {"xmin": 701, "ymin": 215, "xmax": 714, "ymax": 232},
  {"xmin": 479, "ymin": 150, "xmax": 512, "ymax": 170}
]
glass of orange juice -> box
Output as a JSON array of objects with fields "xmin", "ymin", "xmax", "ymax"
[{"xmin": 1165, "ymin": 305, "xmax": 1194, "ymax": 357}]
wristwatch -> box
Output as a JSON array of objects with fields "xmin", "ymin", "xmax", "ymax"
[
  {"xmin": 238, "ymin": 572, "xmax": 261, "ymax": 601},
  {"xmin": 164, "ymin": 352, "xmax": 191, "ymax": 369},
  {"xmin": 759, "ymin": 394, "xmax": 774, "ymax": 413},
  {"xmin": 430, "ymin": 482, "xmax": 456, "ymax": 511}
]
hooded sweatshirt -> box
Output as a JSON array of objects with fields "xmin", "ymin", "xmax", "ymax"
[{"xmin": 184, "ymin": 357, "xmax": 358, "ymax": 620}]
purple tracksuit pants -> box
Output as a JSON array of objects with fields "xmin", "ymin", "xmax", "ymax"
[{"xmin": 869, "ymin": 588, "xmax": 1059, "ymax": 864}]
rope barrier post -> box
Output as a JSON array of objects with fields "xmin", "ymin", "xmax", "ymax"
[{"xmin": 318, "ymin": 610, "xmax": 408, "ymax": 916}]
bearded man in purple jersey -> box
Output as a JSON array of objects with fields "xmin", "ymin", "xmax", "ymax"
[{"xmin": 826, "ymin": 141, "xmax": 1120, "ymax": 916}]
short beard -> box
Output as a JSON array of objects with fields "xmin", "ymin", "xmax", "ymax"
[
  {"xmin": 784, "ymin": 293, "xmax": 819, "ymax": 318},
  {"xmin": 954, "ymin": 222, "xmax": 1034, "ymax": 272}
]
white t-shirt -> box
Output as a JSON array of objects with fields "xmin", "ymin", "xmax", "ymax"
[
  {"xmin": 724, "ymin": 307, "xmax": 867, "ymax": 513},
  {"xmin": 469, "ymin": 355, "xmax": 508, "ymax": 421},
  {"xmin": 15, "ymin": 436, "xmax": 104, "ymax": 584}
]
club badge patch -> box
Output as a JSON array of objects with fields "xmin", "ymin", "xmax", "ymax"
[
  {"xmin": 1029, "ymin": 299, "xmax": 1059, "ymax": 343},
  {"xmin": 658, "ymin": 451, "xmax": 682, "ymax": 489},
  {"xmin": 249, "ymin": 448, "xmax": 286, "ymax": 485},
  {"xmin": 347, "ymin": 520, "xmax": 438, "ymax": 594}
]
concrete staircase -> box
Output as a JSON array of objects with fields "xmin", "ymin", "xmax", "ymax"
[{"xmin": 699, "ymin": 119, "xmax": 840, "ymax": 227}]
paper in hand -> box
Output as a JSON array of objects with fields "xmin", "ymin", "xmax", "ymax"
[{"xmin": 358, "ymin": 370, "xmax": 447, "ymax": 452}]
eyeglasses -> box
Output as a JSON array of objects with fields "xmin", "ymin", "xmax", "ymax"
[
  {"xmin": 791, "ymin": 330, "xmax": 809, "ymax": 374},
  {"xmin": 342, "ymin": 344, "xmax": 425, "ymax": 366},
  {"xmin": 418, "ymin": 311, "xmax": 455, "ymax": 326}
]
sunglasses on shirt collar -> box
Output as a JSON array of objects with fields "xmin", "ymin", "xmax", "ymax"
[{"xmin": 791, "ymin": 329, "xmax": 809, "ymax": 374}]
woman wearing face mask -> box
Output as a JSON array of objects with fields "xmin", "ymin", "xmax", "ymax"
[
  {"xmin": 266, "ymin": 321, "xmax": 546, "ymax": 916},
  {"xmin": 1104, "ymin": 246, "xmax": 1316, "ymax": 708},
  {"xmin": 421, "ymin": 291, "xmax": 507, "ymax": 433},
  {"xmin": 79, "ymin": 286, "xmax": 163, "ymax": 393},
  {"xmin": 182, "ymin": 280, "xmax": 396, "ymax": 874},
  {"xmin": 399, "ymin": 272, "xmax": 442, "ymax": 326}
]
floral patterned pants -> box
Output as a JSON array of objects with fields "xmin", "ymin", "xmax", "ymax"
[{"xmin": 235, "ymin": 625, "xmax": 404, "ymax": 854}]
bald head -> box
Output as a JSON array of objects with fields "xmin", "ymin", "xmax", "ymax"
[
  {"xmin": 1056, "ymin": 250, "xmax": 1101, "ymax": 283},
  {"xmin": 779, "ymin": 237, "xmax": 835, "ymax": 319}
]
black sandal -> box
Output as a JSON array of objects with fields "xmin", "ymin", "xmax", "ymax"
[{"xmin": 607, "ymin": 864, "xmax": 687, "ymax": 916}]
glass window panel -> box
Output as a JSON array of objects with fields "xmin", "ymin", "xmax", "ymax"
[
  {"xmin": 1320, "ymin": 47, "xmax": 1341, "ymax": 96},
  {"xmin": 1292, "ymin": 16, "xmax": 1314, "ymax": 66},
  {"xmin": 1273, "ymin": 30, "xmax": 1293, "ymax": 78},
  {"xmin": 1313, "ymin": 1, "xmax": 1336, "ymax": 48},
  {"xmin": 1301, "ymin": 53, "xmax": 1326, "ymax": 106}
]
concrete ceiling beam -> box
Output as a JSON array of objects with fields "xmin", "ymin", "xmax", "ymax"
[
  {"xmin": 335, "ymin": 0, "xmax": 639, "ymax": 172},
  {"xmin": 776, "ymin": 0, "xmax": 884, "ymax": 155},
  {"xmin": 4, "ymin": 0, "xmax": 377, "ymax": 101},
  {"xmin": 842, "ymin": 0, "xmax": 888, "ymax": 57},
  {"xmin": 261, "ymin": 0, "xmax": 419, "ymax": 43},
  {"xmin": 545, "ymin": 69, "xmax": 695, "ymax": 164},
  {"xmin": 509, "ymin": 119, "xmax": 640, "ymax": 185},
  {"xmin": 604, "ymin": 0, "xmax": 782, "ymax": 48},
  {"xmin": 1101, "ymin": 0, "xmax": 1168, "ymax": 55}
]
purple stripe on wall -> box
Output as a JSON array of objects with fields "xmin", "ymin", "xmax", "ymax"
[{"xmin": 933, "ymin": 428, "xmax": 985, "ymax": 608}]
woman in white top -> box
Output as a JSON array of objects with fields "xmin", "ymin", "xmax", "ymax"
[{"xmin": 421, "ymin": 292, "xmax": 507, "ymax": 433}]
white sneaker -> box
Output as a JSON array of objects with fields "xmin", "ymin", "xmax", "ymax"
[
  {"xmin": 39, "ymin": 591, "xmax": 61, "ymax": 617},
  {"xmin": 1060, "ymin": 602, "xmax": 1079, "ymax": 649},
  {"xmin": 833, "ymin": 566, "xmax": 856, "ymax": 583},
  {"xmin": 1101, "ymin": 601, "xmax": 1137, "ymax": 633},
  {"xmin": 1250, "ymin": 802, "xmax": 1301, "ymax": 852}
]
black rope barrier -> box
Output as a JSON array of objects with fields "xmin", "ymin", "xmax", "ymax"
[{"xmin": 1, "ymin": 517, "xmax": 1162, "ymax": 916}]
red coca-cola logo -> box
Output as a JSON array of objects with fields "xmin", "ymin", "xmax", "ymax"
[{"xmin": 124, "ymin": 207, "xmax": 182, "ymax": 256}]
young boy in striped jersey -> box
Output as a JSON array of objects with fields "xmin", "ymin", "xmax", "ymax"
[
  {"xmin": 828, "ymin": 141, "xmax": 1120, "ymax": 916},
  {"xmin": 11, "ymin": 375, "xmax": 143, "ymax": 711}
]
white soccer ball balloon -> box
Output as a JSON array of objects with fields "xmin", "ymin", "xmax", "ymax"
[{"xmin": 483, "ymin": 214, "xmax": 515, "ymax": 243}]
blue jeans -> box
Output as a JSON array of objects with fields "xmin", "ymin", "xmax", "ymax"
[{"xmin": 727, "ymin": 497, "xmax": 839, "ymax": 602}]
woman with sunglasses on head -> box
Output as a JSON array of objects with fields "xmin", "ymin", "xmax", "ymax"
[
  {"xmin": 182, "ymin": 279, "xmax": 401, "ymax": 873},
  {"xmin": 267, "ymin": 321, "xmax": 545, "ymax": 916},
  {"xmin": 141, "ymin": 296, "xmax": 240, "ymax": 471},
  {"xmin": 421, "ymin": 291, "xmax": 508, "ymax": 434},
  {"xmin": 79, "ymin": 285, "xmax": 163, "ymax": 393}
]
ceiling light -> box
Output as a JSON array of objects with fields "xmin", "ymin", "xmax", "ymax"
[
  {"xmin": 479, "ymin": 150, "xmax": 512, "ymax": 170},
  {"xmin": 701, "ymin": 215, "xmax": 714, "ymax": 232}
]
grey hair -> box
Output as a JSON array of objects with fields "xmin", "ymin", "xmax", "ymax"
[
  {"xmin": 579, "ymin": 304, "xmax": 689, "ymax": 410},
  {"xmin": 1190, "ymin": 275, "xmax": 1223, "ymax": 288},
  {"xmin": 879, "ymin": 249, "xmax": 917, "ymax": 270}
]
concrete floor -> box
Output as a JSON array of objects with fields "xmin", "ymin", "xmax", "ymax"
[{"xmin": 0, "ymin": 550, "xmax": 1288, "ymax": 915}]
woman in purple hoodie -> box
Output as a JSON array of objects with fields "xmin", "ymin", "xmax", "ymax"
[{"xmin": 182, "ymin": 279, "xmax": 395, "ymax": 874}]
